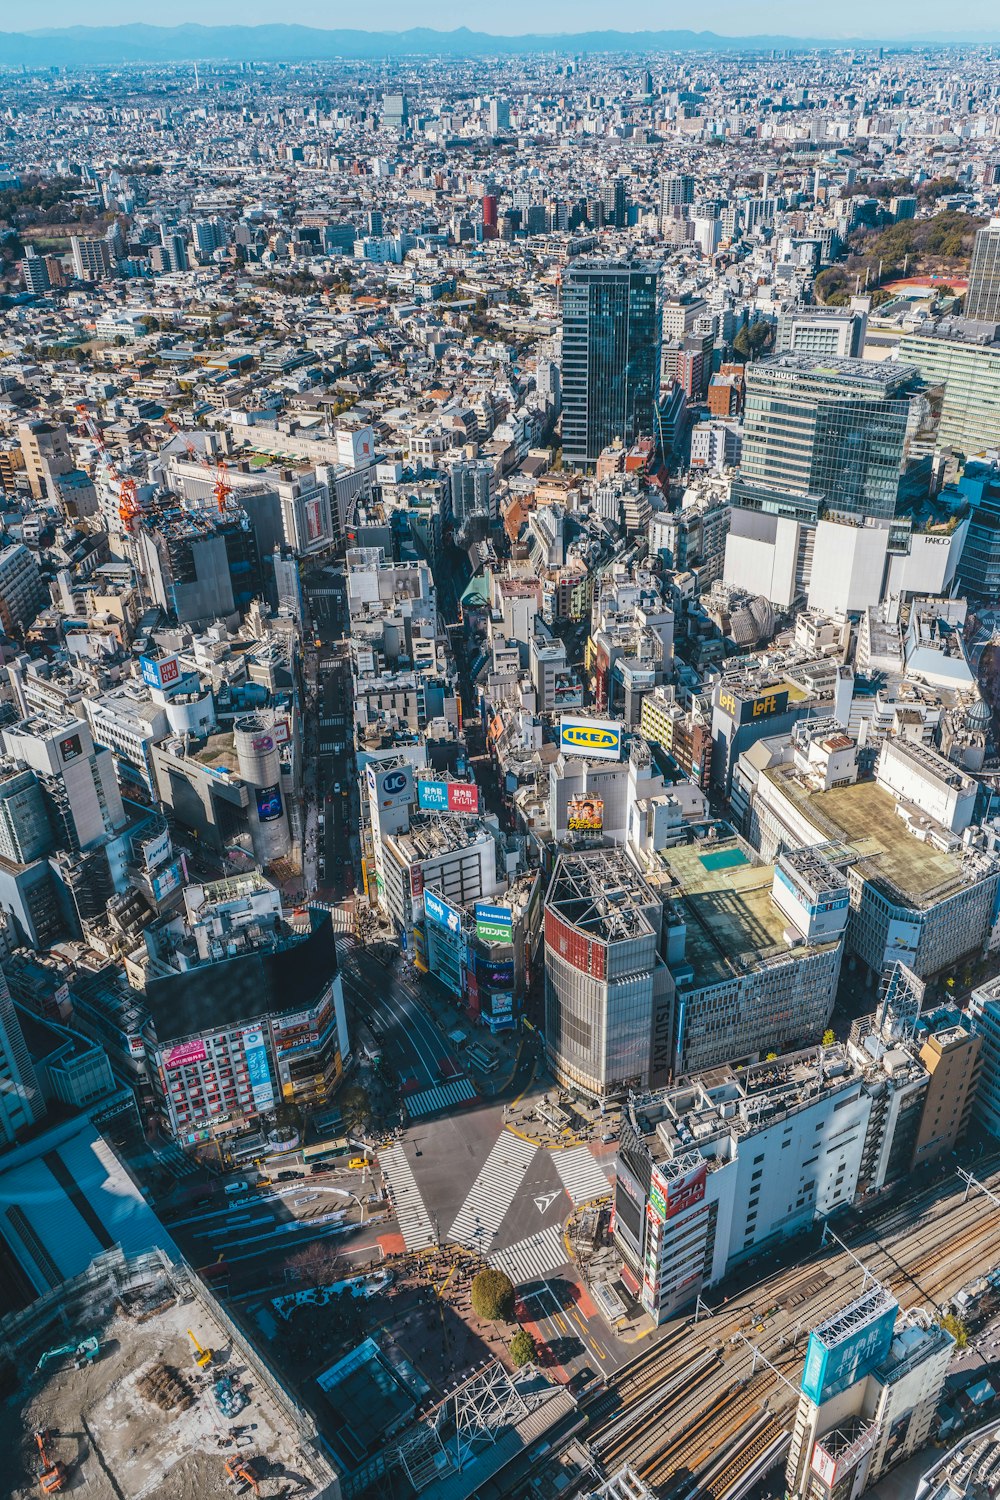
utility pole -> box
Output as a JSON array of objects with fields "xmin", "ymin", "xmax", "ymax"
[{"xmin": 958, "ymin": 1168, "xmax": 1000, "ymax": 1209}]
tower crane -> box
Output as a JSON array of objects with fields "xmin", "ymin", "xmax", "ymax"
[{"xmin": 75, "ymin": 403, "xmax": 141, "ymax": 533}]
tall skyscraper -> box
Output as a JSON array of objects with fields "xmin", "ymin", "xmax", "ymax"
[
  {"xmin": 0, "ymin": 969, "xmax": 42, "ymax": 1146},
  {"xmin": 20, "ymin": 251, "xmax": 50, "ymax": 295},
  {"xmin": 160, "ymin": 228, "xmax": 189, "ymax": 273},
  {"xmin": 70, "ymin": 236, "xmax": 113, "ymax": 282},
  {"xmin": 602, "ymin": 177, "xmax": 628, "ymax": 229},
  {"xmin": 488, "ymin": 98, "xmax": 510, "ymax": 134},
  {"xmin": 731, "ymin": 354, "xmax": 926, "ymax": 525},
  {"xmin": 481, "ymin": 194, "xmax": 498, "ymax": 240},
  {"xmin": 382, "ymin": 93, "xmax": 408, "ymax": 132},
  {"xmin": 965, "ymin": 218, "xmax": 1000, "ymax": 324},
  {"xmin": 561, "ymin": 258, "xmax": 662, "ymax": 468},
  {"xmin": 659, "ymin": 172, "xmax": 695, "ymax": 222}
]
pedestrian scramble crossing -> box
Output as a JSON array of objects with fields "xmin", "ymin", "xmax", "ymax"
[
  {"xmin": 553, "ymin": 1146, "xmax": 612, "ymax": 1206},
  {"xmin": 404, "ymin": 1078, "xmax": 477, "ymax": 1119},
  {"xmin": 379, "ymin": 1144, "xmax": 436, "ymax": 1250},
  {"xmin": 447, "ymin": 1131, "xmax": 537, "ymax": 1255},
  {"xmin": 490, "ymin": 1224, "xmax": 569, "ymax": 1286}
]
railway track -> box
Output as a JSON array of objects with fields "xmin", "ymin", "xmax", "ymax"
[{"xmin": 585, "ymin": 1161, "xmax": 1000, "ymax": 1495}]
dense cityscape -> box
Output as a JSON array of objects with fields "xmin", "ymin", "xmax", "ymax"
[{"xmin": 6, "ymin": 24, "xmax": 1000, "ymax": 1500}]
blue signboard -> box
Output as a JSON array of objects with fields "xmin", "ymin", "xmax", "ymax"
[
  {"xmin": 559, "ymin": 716, "xmax": 623, "ymax": 762},
  {"xmin": 475, "ymin": 902, "xmax": 513, "ymax": 942},
  {"xmin": 139, "ymin": 654, "xmax": 181, "ymax": 691},
  {"xmin": 424, "ymin": 889, "xmax": 463, "ymax": 936},
  {"xmin": 242, "ymin": 1027, "xmax": 275, "ymax": 1112},
  {"xmin": 417, "ymin": 780, "xmax": 449, "ymax": 811},
  {"xmin": 800, "ymin": 1303, "xmax": 897, "ymax": 1405}
]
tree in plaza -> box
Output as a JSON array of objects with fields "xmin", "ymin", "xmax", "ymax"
[
  {"xmin": 285, "ymin": 1237, "xmax": 345, "ymax": 1287},
  {"xmin": 339, "ymin": 1083, "xmax": 370, "ymax": 1137},
  {"xmin": 471, "ymin": 1267, "xmax": 515, "ymax": 1322},
  {"xmin": 509, "ymin": 1329, "xmax": 536, "ymax": 1367}
]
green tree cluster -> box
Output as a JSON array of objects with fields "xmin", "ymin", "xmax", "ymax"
[
  {"xmin": 509, "ymin": 1329, "xmax": 536, "ymax": 1367},
  {"xmin": 471, "ymin": 1268, "xmax": 515, "ymax": 1322}
]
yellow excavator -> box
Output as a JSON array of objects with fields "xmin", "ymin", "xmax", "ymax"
[{"xmin": 187, "ymin": 1329, "xmax": 213, "ymax": 1369}]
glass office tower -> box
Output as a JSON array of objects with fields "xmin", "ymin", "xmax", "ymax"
[
  {"xmin": 561, "ymin": 259, "xmax": 662, "ymax": 468},
  {"xmin": 966, "ymin": 219, "xmax": 1000, "ymax": 326},
  {"xmin": 732, "ymin": 353, "xmax": 927, "ymax": 524}
]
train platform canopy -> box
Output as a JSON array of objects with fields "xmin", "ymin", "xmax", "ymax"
[{"xmin": 0, "ymin": 1115, "xmax": 177, "ymax": 1310}]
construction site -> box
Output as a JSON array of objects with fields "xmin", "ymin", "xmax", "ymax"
[{"xmin": 0, "ymin": 1248, "xmax": 340, "ymax": 1500}]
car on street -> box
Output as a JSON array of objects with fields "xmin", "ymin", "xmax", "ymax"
[
  {"xmin": 224, "ymin": 1180, "xmax": 250, "ymax": 1194},
  {"xmin": 348, "ymin": 1156, "xmax": 368, "ymax": 1169},
  {"xmin": 277, "ymin": 1169, "xmax": 305, "ymax": 1181}
]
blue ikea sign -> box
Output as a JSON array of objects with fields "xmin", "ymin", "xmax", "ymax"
[{"xmin": 559, "ymin": 716, "xmax": 623, "ymax": 762}]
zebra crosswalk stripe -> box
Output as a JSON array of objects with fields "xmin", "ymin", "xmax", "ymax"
[
  {"xmin": 447, "ymin": 1130, "xmax": 537, "ymax": 1255},
  {"xmin": 379, "ymin": 1144, "xmax": 436, "ymax": 1250},
  {"xmin": 552, "ymin": 1146, "xmax": 612, "ymax": 1206},
  {"xmin": 490, "ymin": 1224, "xmax": 569, "ymax": 1286},
  {"xmin": 405, "ymin": 1078, "xmax": 477, "ymax": 1119}
]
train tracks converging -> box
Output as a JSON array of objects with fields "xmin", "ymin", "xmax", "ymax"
[{"xmin": 583, "ymin": 1162, "xmax": 1000, "ymax": 1495}]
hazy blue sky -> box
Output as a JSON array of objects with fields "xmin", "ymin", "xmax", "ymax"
[{"xmin": 12, "ymin": 1, "xmax": 1000, "ymax": 36}]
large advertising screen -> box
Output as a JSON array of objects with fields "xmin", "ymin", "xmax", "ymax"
[
  {"xmin": 424, "ymin": 888, "xmax": 462, "ymax": 935},
  {"xmin": 151, "ymin": 860, "xmax": 182, "ymax": 901},
  {"xmin": 59, "ymin": 733, "xmax": 83, "ymax": 763},
  {"xmin": 243, "ymin": 1027, "xmax": 276, "ymax": 1113},
  {"xmin": 884, "ymin": 919, "xmax": 921, "ymax": 967},
  {"xmin": 367, "ymin": 763, "xmax": 414, "ymax": 809},
  {"xmin": 567, "ymin": 794, "xmax": 604, "ymax": 832},
  {"xmin": 716, "ymin": 686, "xmax": 789, "ymax": 725},
  {"xmin": 140, "ymin": 654, "xmax": 181, "ymax": 691},
  {"xmin": 164, "ymin": 1038, "xmax": 207, "ymax": 1070},
  {"xmin": 559, "ymin": 716, "xmax": 623, "ymax": 762},
  {"xmin": 417, "ymin": 779, "xmax": 480, "ymax": 814},
  {"xmin": 800, "ymin": 1299, "xmax": 898, "ymax": 1405},
  {"xmin": 256, "ymin": 784, "xmax": 284, "ymax": 822}
]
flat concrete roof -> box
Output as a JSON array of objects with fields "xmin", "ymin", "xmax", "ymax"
[
  {"xmin": 765, "ymin": 768, "xmax": 971, "ymax": 906},
  {"xmin": 659, "ymin": 837, "xmax": 831, "ymax": 988}
]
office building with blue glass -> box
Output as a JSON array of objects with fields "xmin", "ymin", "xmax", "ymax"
[{"xmin": 561, "ymin": 258, "xmax": 662, "ymax": 469}]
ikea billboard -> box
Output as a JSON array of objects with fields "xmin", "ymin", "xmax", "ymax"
[{"xmin": 559, "ymin": 716, "xmax": 624, "ymax": 763}]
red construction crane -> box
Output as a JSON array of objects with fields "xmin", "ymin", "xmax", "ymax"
[
  {"xmin": 212, "ymin": 458, "xmax": 234, "ymax": 516},
  {"xmin": 76, "ymin": 403, "xmax": 141, "ymax": 534}
]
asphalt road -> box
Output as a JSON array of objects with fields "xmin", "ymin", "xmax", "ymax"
[
  {"xmin": 305, "ymin": 565, "xmax": 357, "ymax": 899},
  {"xmin": 342, "ymin": 946, "xmax": 454, "ymax": 1090},
  {"xmin": 162, "ymin": 1160, "xmax": 388, "ymax": 1285}
]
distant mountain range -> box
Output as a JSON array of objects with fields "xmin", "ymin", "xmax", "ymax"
[{"xmin": 1, "ymin": 23, "xmax": 998, "ymax": 67}]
